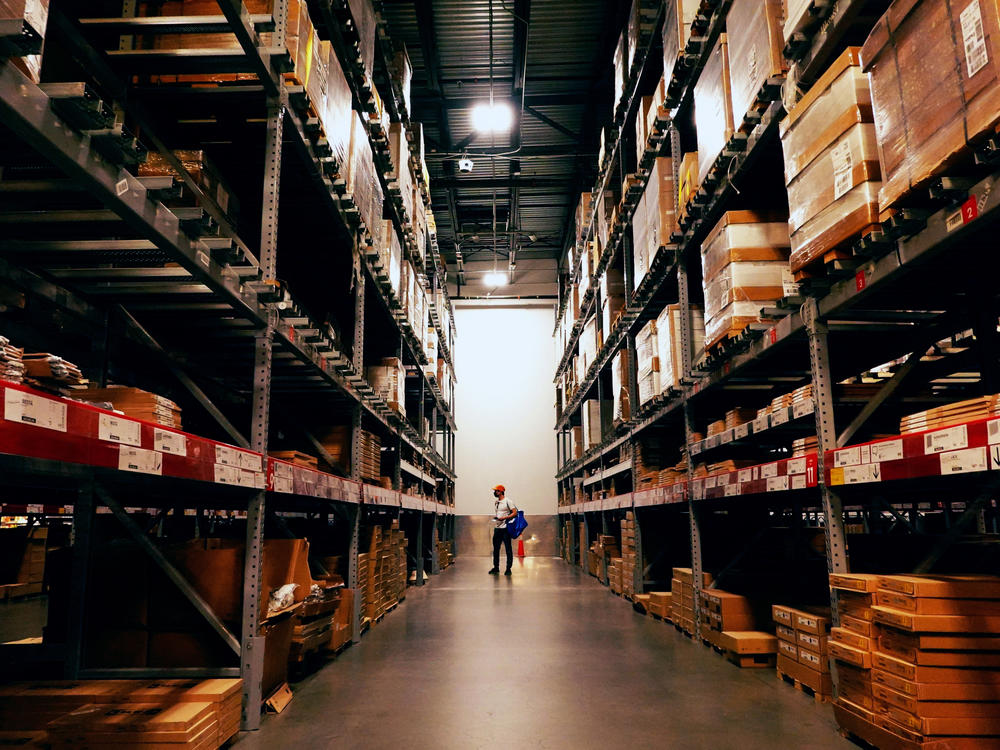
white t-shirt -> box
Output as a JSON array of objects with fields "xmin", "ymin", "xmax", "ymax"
[{"xmin": 493, "ymin": 497, "xmax": 516, "ymax": 529}]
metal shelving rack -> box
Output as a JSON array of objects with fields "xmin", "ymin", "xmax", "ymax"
[
  {"xmin": 555, "ymin": 0, "xmax": 1000, "ymax": 645},
  {"xmin": 0, "ymin": 0, "xmax": 457, "ymax": 731}
]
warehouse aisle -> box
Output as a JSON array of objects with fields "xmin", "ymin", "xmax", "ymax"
[{"xmin": 236, "ymin": 558, "xmax": 851, "ymax": 749}]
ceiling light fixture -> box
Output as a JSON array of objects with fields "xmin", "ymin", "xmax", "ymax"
[{"xmin": 471, "ymin": 102, "xmax": 513, "ymax": 133}]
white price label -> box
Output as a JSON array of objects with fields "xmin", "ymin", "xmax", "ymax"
[
  {"xmin": 771, "ymin": 408, "xmax": 789, "ymax": 426},
  {"xmin": 924, "ymin": 425, "xmax": 969, "ymax": 454},
  {"xmin": 791, "ymin": 475, "xmax": 807, "ymax": 490},
  {"xmin": 792, "ymin": 400, "xmax": 814, "ymax": 419},
  {"xmin": 761, "ymin": 463, "xmax": 779, "ymax": 479},
  {"xmin": 237, "ymin": 469, "xmax": 258, "ymax": 488},
  {"xmin": 735, "ymin": 423, "xmax": 750, "ymax": 439},
  {"xmin": 153, "ymin": 428, "xmax": 187, "ymax": 456},
  {"xmin": 752, "ymin": 415, "xmax": 769, "ymax": 433},
  {"xmin": 835, "ymin": 446, "xmax": 861, "ymax": 467},
  {"xmin": 720, "ymin": 429, "xmax": 733, "ymax": 445},
  {"xmin": 940, "ymin": 447, "xmax": 987, "ymax": 475},
  {"xmin": 119, "ymin": 446, "xmax": 163, "ymax": 475},
  {"xmin": 716, "ymin": 473, "xmax": 731, "ymax": 486},
  {"xmin": 738, "ymin": 468, "xmax": 753, "ymax": 484},
  {"xmin": 705, "ymin": 476, "xmax": 717, "ymax": 489},
  {"xmin": 844, "ymin": 463, "xmax": 881, "ymax": 484},
  {"xmin": 831, "ymin": 138, "xmax": 854, "ymax": 200},
  {"xmin": 27, "ymin": 503, "xmax": 43, "ymax": 514},
  {"xmin": 724, "ymin": 484, "xmax": 738, "ymax": 497},
  {"xmin": 238, "ymin": 452, "xmax": 263, "ymax": 472},
  {"xmin": 215, "ymin": 445, "xmax": 240, "ymax": 466},
  {"xmin": 988, "ymin": 418, "xmax": 1000, "ymax": 445},
  {"xmin": 214, "ymin": 464, "xmax": 239, "ymax": 485},
  {"xmin": 274, "ymin": 461, "xmax": 294, "ymax": 478},
  {"xmin": 4, "ymin": 388, "xmax": 67, "ymax": 432},
  {"xmin": 99, "ymin": 414, "xmax": 142, "ymax": 446},
  {"xmin": 870, "ymin": 439, "xmax": 903, "ymax": 462},
  {"xmin": 787, "ymin": 458, "xmax": 807, "ymax": 476},
  {"xmin": 962, "ymin": 0, "xmax": 989, "ymax": 77},
  {"xmin": 766, "ymin": 476, "xmax": 790, "ymax": 492}
]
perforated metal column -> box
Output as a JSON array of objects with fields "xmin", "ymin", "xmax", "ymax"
[
  {"xmin": 415, "ymin": 511, "xmax": 425, "ymax": 586},
  {"xmin": 348, "ymin": 505, "xmax": 362, "ymax": 644},
  {"xmin": 65, "ymin": 479, "xmax": 95, "ymax": 678}
]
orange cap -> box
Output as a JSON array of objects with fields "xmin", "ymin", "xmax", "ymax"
[{"xmin": 492, "ymin": 484, "xmax": 505, "ymax": 493}]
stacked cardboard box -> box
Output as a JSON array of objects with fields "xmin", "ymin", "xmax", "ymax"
[
  {"xmin": 655, "ymin": 303, "xmax": 705, "ymax": 392},
  {"xmin": 861, "ymin": 0, "xmax": 1000, "ymax": 214},
  {"xmin": 347, "ymin": 111, "xmax": 384, "ymax": 235},
  {"xmin": 362, "ymin": 522, "xmax": 408, "ymax": 625},
  {"xmin": 716, "ymin": 631, "xmax": 780, "ymax": 669},
  {"xmin": 829, "ymin": 573, "xmax": 880, "ymax": 714},
  {"xmin": 725, "ymin": 407, "xmax": 756, "ymax": 430},
  {"xmin": 647, "ymin": 591, "xmax": 672, "ymax": 620},
  {"xmin": 670, "ymin": 567, "xmax": 713, "ymax": 635},
  {"xmin": 365, "ymin": 357, "xmax": 406, "ymax": 413},
  {"xmin": 701, "ymin": 589, "xmax": 757, "ymax": 649},
  {"xmin": 774, "ymin": 603, "xmax": 834, "ymax": 699},
  {"xmin": 357, "ymin": 551, "xmax": 371, "ymax": 627},
  {"xmin": 608, "ymin": 557, "xmax": 624, "ymax": 595},
  {"xmin": 1, "ymin": 0, "xmax": 49, "ymax": 83},
  {"xmin": 633, "ymin": 433, "xmax": 668, "ymax": 488},
  {"xmin": 590, "ymin": 535, "xmax": 620, "ymax": 581},
  {"xmin": 899, "ymin": 395, "xmax": 1000, "ymax": 434},
  {"xmin": 694, "ymin": 34, "xmax": 734, "ymax": 185},
  {"xmin": 611, "ymin": 349, "xmax": 632, "ymax": 424},
  {"xmin": 358, "ymin": 429, "xmax": 382, "ymax": 483},
  {"xmin": 75, "ymin": 386, "xmax": 183, "ymax": 429},
  {"xmin": 635, "ymin": 77, "xmax": 667, "ymax": 167},
  {"xmin": 620, "ymin": 512, "xmax": 637, "ymax": 599},
  {"xmin": 635, "ymin": 320, "xmax": 659, "ymax": 406},
  {"xmin": 581, "ymin": 399, "xmax": 612, "ymax": 449},
  {"xmin": 781, "ymin": 48, "xmax": 880, "ymax": 274},
  {"xmin": 726, "ymin": 0, "xmax": 786, "ymax": 129},
  {"xmin": 700, "ymin": 211, "xmax": 792, "ymax": 349},
  {"xmin": 22, "ymin": 353, "xmax": 84, "ymax": 388},
  {"xmin": 792, "ymin": 436, "xmax": 819, "ymax": 457},
  {"xmin": 662, "ymin": 0, "xmax": 699, "ymax": 89},
  {"xmin": 632, "ymin": 157, "xmax": 676, "ymax": 289},
  {"xmin": 436, "ymin": 540, "xmax": 453, "ymax": 570},
  {"xmin": 677, "ymin": 151, "xmax": 700, "ymax": 219}
]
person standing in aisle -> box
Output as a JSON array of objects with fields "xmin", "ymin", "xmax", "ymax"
[{"xmin": 489, "ymin": 484, "xmax": 517, "ymax": 576}]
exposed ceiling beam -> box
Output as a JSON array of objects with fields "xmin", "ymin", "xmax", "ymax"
[
  {"xmin": 510, "ymin": 0, "xmax": 531, "ymax": 280},
  {"xmin": 415, "ymin": 92, "xmax": 590, "ymax": 110},
  {"xmin": 427, "ymin": 144, "xmax": 596, "ymax": 159},
  {"xmin": 523, "ymin": 105, "xmax": 578, "ymax": 141},
  {"xmin": 434, "ymin": 176, "xmax": 569, "ymax": 189}
]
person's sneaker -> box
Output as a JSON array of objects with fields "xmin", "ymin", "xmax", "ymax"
[
  {"xmin": 488, "ymin": 568, "xmax": 499, "ymax": 575},
  {"xmin": 504, "ymin": 569, "xmax": 512, "ymax": 576}
]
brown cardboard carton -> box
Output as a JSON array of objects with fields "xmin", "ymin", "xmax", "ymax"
[
  {"xmin": 832, "ymin": 626, "xmax": 872, "ymax": 652},
  {"xmin": 874, "ymin": 606, "xmax": 1000, "ymax": 633},
  {"xmin": 877, "ymin": 574, "xmax": 1000, "ymax": 599},
  {"xmin": 694, "ymin": 34, "xmax": 734, "ymax": 185},
  {"xmin": 718, "ymin": 630, "xmax": 778, "ymax": 654},
  {"xmin": 777, "ymin": 653, "xmax": 834, "ymax": 695},
  {"xmin": 830, "ymin": 640, "xmax": 873, "ymax": 668},
  {"xmin": 872, "ymin": 669, "xmax": 1000, "ymax": 700},
  {"xmin": 830, "ymin": 572, "xmax": 881, "ymax": 593},
  {"xmin": 726, "ymin": 0, "xmax": 786, "ymax": 127},
  {"xmin": 876, "ymin": 590, "xmax": 1000, "ymax": 616},
  {"xmin": 873, "ymin": 651, "xmax": 1000, "ymax": 684}
]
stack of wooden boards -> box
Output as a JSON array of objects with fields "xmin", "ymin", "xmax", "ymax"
[
  {"xmin": 774, "ymin": 603, "xmax": 834, "ymax": 700},
  {"xmin": 831, "ymin": 573, "xmax": 1000, "ymax": 748},
  {"xmin": 268, "ymin": 451, "xmax": 319, "ymax": 469},
  {"xmin": 899, "ymin": 395, "xmax": 1000, "ymax": 434},
  {"xmin": 22, "ymin": 353, "xmax": 85, "ymax": 390},
  {"xmin": 365, "ymin": 358, "xmax": 406, "ymax": 414},
  {"xmin": 0, "ymin": 525, "xmax": 46, "ymax": 599},
  {"xmin": 0, "ymin": 334, "xmax": 24, "ymax": 383},
  {"xmin": 0, "ymin": 678, "xmax": 242, "ymax": 749},
  {"xmin": 76, "ymin": 386, "xmax": 183, "ymax": 429},
  {"xmin": 317, "ymin": 426, "xmax": 382, "ymax": 481}
]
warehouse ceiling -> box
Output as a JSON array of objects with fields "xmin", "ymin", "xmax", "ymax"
[{"xmin": 381, "ymin": 0, "xmax": 628, "ymax": 298}]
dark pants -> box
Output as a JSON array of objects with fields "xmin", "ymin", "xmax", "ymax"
[{"xmin": 492, "ymin": 527, "xmax": 512, "ymax": 571}]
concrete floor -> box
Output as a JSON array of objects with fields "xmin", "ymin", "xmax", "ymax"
[
  {"xmin": 0, "ymin": 596, "xmax": 47, "ymax": 643},
  {"xmin": 237, "ymin": 557, "xmax": 852, "ymax": 750}
]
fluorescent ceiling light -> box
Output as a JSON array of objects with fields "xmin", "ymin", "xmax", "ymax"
[
  {"xmin": 483, "ymin": 271, "xmax": 507, "ymax": 287},
  {"xmin": 471, "ymin": 102, "xmax": 513, "ymax": 133}
]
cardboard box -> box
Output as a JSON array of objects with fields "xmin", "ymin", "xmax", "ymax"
[
  {"xmin": 694, "ymin": 34, "xmax": 734, "ymax": 185},
  {"xmin": 832, "ymin": 626, "xmax": 872, "ymax": 652},
  {"xmin": 877, "ymin": 574, "xmax": 1000, "ymax": 599},
  {"xmin": 797, "ymin": 631, "xmax": 828, "ymax": 658},
  {"xmin": 777, "ymin": 653, "xmax": 834, "ymax": 695},
  {"xmin": 795, "ymin": 607, "xmax": 831, "ymax": 635},
  {"xmin": 663, "ymin": 0, "xmax": 699, "ymax": 86},
  {"xmin": 861, "ymin": 0, "xmax": 1000, "ymax": 212},
  {"xmin": 717, "ymin": 631, "xmax": 778, "ymax": 654},
  {"xmin": 831, "ymin": 640, "xmax": 873, "ymax": 669},
  {"xmin": 775, "ymin": 623, "xmax": 797, "ymax": 643},
  {"xmin": 830, "ymin": 572, "xmax": 881, "ymax": 593},
  {"xmin": 876, "ymin": 590, "xmax": 1000, "ymax": 616},
  {"xmin": 873, "ymin": 652, "xmax": 1000, "ymax": 684},
  {"xmin": 726, "ymin": 0, "xmax": 786, "ymax": 127},
  {"xmin": 874, "ymin": 606, "xmax": 1000, "ymax": 633},
  {"xmin": 872, "ymin": 669, "xmax": 1000, "ymax": 700}
]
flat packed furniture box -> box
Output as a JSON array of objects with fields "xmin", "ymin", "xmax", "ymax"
[
  {"xmin": 861, "ymin": 0, "xmax": 1000, "ymax": 213},
  {"xmin": 700, "ymin": 211, "xmax": 791, "ymax": 349},
  {"xmin": 781, "ymin": 48, "xmax": 881, "ymax": 273},
  {"xmin": 663, "ymin": 0, "xmax": 700, "ymax": 87},
  {"xmin": 694, "ymin": 34, "xmax": 734, "ymax": 185},
  {"xmin": 656, "ymin": 303, "xmax": 705, "ymax": 390},
  {"xmin": 727, "ymin": 0, "xmax": 786, "ymax": 129},
  {"xmin": 632, "ymin": 156, "xmax": 676, "ymax": 289}
]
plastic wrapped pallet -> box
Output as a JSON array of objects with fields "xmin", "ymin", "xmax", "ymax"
[
  {"xmin": 348, "ymin": 0, "xmax": 376, "ymax": 80},
  {"xmin": 784, "ymin": 0, "xmax": 814, "ymax": 46},
  {"xmin": 613, "ymin": 31, "xmax": 628, "ymax": 115},
  {"xmin": 581, "ymin": 399, "xmax": 611, "ymax": 448},
  {"xmin": 663, "ymin": 0, "xmax": 699, "ymax": 87},
  {"xmin": 633, "ymin": 187, "xmax": 651, "ymax": 289},
  {"xmin": 656, "ymin": 303, "xmax": 705, "ymax": 391},
  {"xmin": 366, "ymin": 358, "xmax": 405, "ymax": 412},
  {"xmin": 612, "ymin": 349, "xmax": 632, "ymax": 423},
  {"xmin": 388, "ymin": 123, "xmax": 415, "ymax": 224},
  {"xmin": 781, "ymin": 48, "xmax": 880, "ymax": 272},
  {"xmin": 326, "ymin": 40, "xmax": 354, "ymax": 175},
  {"xmin": 727, "ymin": 0, "xmax": 786, "ymax": 129},
  {"xmin": 694, "ymin": 34, "xmax": 734, "ymax": 185},
  {"xmin": 393, "ymin": 45, "xmax": 412, "ymax": 115},
  {"xmin": 636, "ymin": 320, "xmax": 660, "ymax": 405},
  {"xmin": 347, "ymin": 112, "xmax": 379, "ymax": 232},
  {"xmin": 636, "ymin": 156, "xmax": 676, "ymax": 286},
  {"xmin": 387, "ymin": 219, "xmax": 402, "ymax": 294},
  {"xmin": 600, "ymin": 267, "xmax": 627, "ymax": 339},
  {"xmin": 861, "ymin": 0, "xmax": 1000, "ymax": 213},
  {"xmin": 576, "ymin": 193, "xmax": 593, "ymax": 245},
  {"xmin": 701, "ymin": 211, "xmax": 791, "ymax": 348}
]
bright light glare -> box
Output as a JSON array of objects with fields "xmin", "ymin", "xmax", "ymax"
[
  {"xmin": 483, "ymin": 271, "xmax": 508, "ymax": 287},
  {"xmin": 471, "ymin": 102, "xmax": 513, "ymax": 133}
]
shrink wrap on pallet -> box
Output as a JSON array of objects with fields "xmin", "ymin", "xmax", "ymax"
[
  {"xmin": 636, "ymin": 320, "xmax": 659, "ymax": 406},
  {"xmin": 727, "ymin": 0, "xmax": 786, "ymax": 129},
  {"xmin": 612, "ymin": 350, "xmax": 632, "ymax": 423},
  {"xmin": 347, "ymin": 112, "xmax": 379, "ymax": 233},
  {"xmin": 700, "ymin": 212, "xmax": 790, "ymax": 280},
  {"xmin": 1, "ymin": 0, "xmax": 48, "ymax": 82},
  {"xmin": 388, "ymin": 122, "xmax": 415, "ymax": 225},
  {"xmin": 861, "ymin": 0, "xmax": 1000, "ymax": 212},
  {"xmin": 656, "ymin": 303, "xmax": 705, "ymax": 391},
  {"xmin": 790, "ymin": 183, "xmax": 880, "ymax": 271},
  {"xmin": 325, "ymin": 41, "xmax": 354, "ymax": 175},
  {"xmin": 663, "ymin": 0, "xmax": 699, "ymax": 87},
  {"xmin": 784, "ymin": 0, "xmax": 815, "ymax": 46},
  {"xmin": 694, "ymin": 34, "xmax": 734, "ymax": 185},
  {"xmin": 347, "ymin": 0, "xmax": 376, "ymax": 79}
]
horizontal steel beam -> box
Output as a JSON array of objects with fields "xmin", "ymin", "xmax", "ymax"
[{"xmin": 433, "ymin": 176, "xmax": 569, "ymax": 190}]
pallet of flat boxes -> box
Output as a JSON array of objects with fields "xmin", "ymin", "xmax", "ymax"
[
  {"xmin": 436, "ymin": 540, "xmax": 453, "ymax": 570},
  {"xmin": 608, "ymin": 556, "xmax": 624, "ymax": 596},
  {"xmin": 774, "ymin": 603, "xmax": 834, "ymax": 700},
  {"xmin": 0, "ymin": 335, "xmax": 25, "ymax": 383},
  {"xmin": 620, "ymin": 512, "xmax": 638, "ymax": 600},
  {"xmin": 899, "ymin": 395, "xmax": 1000, "ymax": 434},
  {"xmin": 646, "ymin": 591, "xmax": 672, "ymax": 621},
  {"xmin": 700, "ymin": 211, "xmax": 794, "ymax": 351},
  {"xmin": 833, "ymin": 574, "xmax": 1000, "ymax": 748},
  {"xmin": 0, "ymin": 678, "xmax": 242, "ymax": 749},
  {"xmin": 590, "ymin": 535, "xmax": 619, "ymax": 582},
  {"xmin": 670, "ymin": 567, "xmax": 712, "ymax": 636},
  {"xmin": 365, "ymin": 358, "xmax": 406, "ymax": 414},
  {"xmin": 363, "ymin": 521, "xmax": 408, "ymax": 626},
  {"xmin": 702, "ymin": 589, "xmax": 777, "ymax": 668},
  {"xmin": 75, "ymin": 386, "xmax": 183, "ymax": 430}
]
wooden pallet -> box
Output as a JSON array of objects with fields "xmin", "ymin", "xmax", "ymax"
[
  {"xmin": 776, "ymin": 666, "xmax": 831, "ymax": 703},
  {"xmin": 724, "ymin": 650, "xmax": 777, "ymax": 669},
  {"xmin": 737, "ymin": 77, "xmax": 785, "ymax": 135}
]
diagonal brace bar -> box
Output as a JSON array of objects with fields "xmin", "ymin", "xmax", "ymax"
[
  {"xmin": 95, "ymin": 485, "xmax": 241, "ymax": 655},
  {"xmin": 913, "ymin": 494, "xmax": 992, "ymax": 574},
  {"xmin": 837, "ymin": 347, "xmax": 924, "ymax": 448}
]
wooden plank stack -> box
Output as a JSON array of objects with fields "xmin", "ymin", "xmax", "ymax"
[
  {"xmin": 899, "ymin": 395, "xmax": 1000, "ymax": 434},
  {"xmin": 0, "ymin": 679, "xmax": 241, "ymax": 749},
  {"xmin": 76, "ymin": 386, "xmax": 183, "ymax": 429},
  {"xmin": 0, "ymin": 335, "xmax": 25, "ymax": 383},
  {"xmin": 834, "ymin": 574, "xmax": 1000, "ymax": 747},
  {"xmin": 774, "ymin": 603, "xmax": 833, "ymax": 699},
  {"xmin": 620, "ymin": 512, "xmax": 637, "ymax": 600},
  {"xmin": 268, "ymin": 451, "xmax": 319, "ymax": 469},
  {"xmin": 22, "ymin": 353, "xmax": 85, "ymax": 389},
  {"xmin": 725, "ymin": 407, "xmax": 756, "ymax": 430}
]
